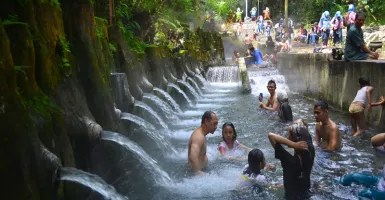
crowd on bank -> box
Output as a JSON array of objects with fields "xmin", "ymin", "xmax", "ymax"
[
  {"xmin": 187, "ymin": 77, "xmax": 385, "ymax": 199},
  {"xmin": 227, "ymin": 3, "xmax": 380, "ymax": 62}
]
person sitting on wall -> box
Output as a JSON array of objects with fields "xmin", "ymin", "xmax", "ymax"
[
  {"xmin": 232, "ymin": 51, "xmax": 241, "ymax": 64},
  {"xmin": 345, "ymin": 12, "xmax": 379, "ymax": 60}
]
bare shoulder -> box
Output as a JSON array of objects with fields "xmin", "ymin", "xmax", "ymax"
[
  {"xmin": 367, "ymin": 86, "xmax": 374, "ymax": 92},
  {"xmin": 190, "ymin": 128, "xmax": 204, "ymax": 143},
  {"xmin": 329, "ymin": 120, "xmax": 339, "ymax": 134}
]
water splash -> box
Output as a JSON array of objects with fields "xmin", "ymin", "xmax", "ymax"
[
  {"xmin": 187, "ymin": 77, "xmax": 203, "ymax": 96},
  {"xmin": 167, "ymin": 83, "xmax": 193, "ymax": 106},
  {"xmin": 206, "ymin": 66, "xmax": 239, "ymax": 82},
  {"xmin": 153, "ymin": 87, "xmax": 182, "ymax": 113},
  {"xmin": 121, "ymin": 112, "xmax": 176, "ymax": 154},
  {"xmin": 101, "ymin": 131, "xmax": 172, "ymax": 185},
  {"xmin": 194, "ymin": 74, "xmax": 208, "ymax": 87},
  {"xmin": 177, "ymin": 80, "xmax": 201, "ymax": 100},
  {"xmin": 135, "ymin": 101, "xmax": 169, "ymax": 130},
  {"xmin": 59, "ymin": 167, "xmax": 129, "ymax": 200},
  {"xmin": 143, "ymin": 93, "xmax": 178, "ymax": 122}
]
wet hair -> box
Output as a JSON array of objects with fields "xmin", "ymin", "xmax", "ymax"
[
  {"xmin": 314, "ymin": 100, "xmax": 328, "ymax": 110},
  {"xmin": 289, "ymin": 120, "xmax": 315, "ymax": 159},
  {"xmin": 201, "ymin": 111, "xmax": 215, "ymax": 124},
  {"xmin": 355, "ymin": 11, "xmax": 366, "ymax": 20},
  {"xmin": 358, "ymin": 77, "xmax": 370, "ymax": 87},
  {"xmin": 222, "ymin": 122, "xmax": 237, "ymax": 141},
  {"xmin": 268, "ymin": 79, "xmax": 276, "ymax": 86},
  {"xmin": 267, "ymin": 36, "xmax": 273, "ymax": 42},
  {"xmin": 244, "ymin": 148, "xmax": 265, "ymax": 176},
  {"xmin": 245, "ymin": 34, "xmax": 248, "ymax": 37},
  {"xmin": 249, "ymin": 46, "xmax": 255, "ymax": 52}
]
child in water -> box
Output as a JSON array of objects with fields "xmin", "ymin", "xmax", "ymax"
[
  {"xmin": 218, "ymin": 122, "xmax": 251, "ymax": 161},
  {"xmin": 237, "ymin": 148, "xmax": 276, "ymax": 191}
]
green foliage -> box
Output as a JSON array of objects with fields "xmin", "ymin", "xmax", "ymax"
[
  {"xmin": 95, "ymin": 17, "xmax": 108, "ymax": 39},
  {"xmin": 37, "ymin": 0, "xmax": 60, "ymax": 7},
  {"xmin": 24, "ymin": 93, "xmax": 61, "ymax": 118},
  {"xmin": 14, "ymin": 65, "xmax": 23, "ymax": 72},
  {"xmin": 109, "ymin": 43, "xmax": 117, "ymax": 54}
]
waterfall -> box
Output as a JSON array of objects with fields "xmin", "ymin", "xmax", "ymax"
[
  {"xmin": 247, "ymin": 69, "xmax": 290, "ymax": 96},
  {"xmin": 153, "ymin": 87, "xmax": 182, "ymax": 113},
  {"xmin": 101, "ymin": 131, "xmax": 172, "ymax": 185},
  {"xmin": 206, "ymin": 66, "xmax": 239, "ymax": 82},
  {"xmin": 135, "ymin": 101, "xmax": 169, "ymax": 130},
  {"xmin": 167, "ymin": 83, "xmax": 193, "ymax": 106},
  {"xmin": 59, "ymin": 167, "xmax": 129, "ymax": 200},
  {"xmin": 120, "ymin": 113, "xmax": 176, "ymax": 154},
  {"xmin": 177, "ymin": 80, "xmax": 200, "ymax": 100},
  {"xmin": 194, "ymin": 74, "xmax": 208, "ymax": 87},
  {"xmin": 187, "ymin": 77, "xmax": 203, "ymax": 96},
  {"xmin": 143, "ymin": 93, "xmax": 178, "ymax": 122}
]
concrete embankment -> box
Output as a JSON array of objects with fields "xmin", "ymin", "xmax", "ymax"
[{"xmin": 278, "ymin": 53, "xmax": 385, "ymax": 128}]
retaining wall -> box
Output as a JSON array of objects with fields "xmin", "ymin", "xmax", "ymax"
[{"xmin": 278, "ymin": 53, "xmax": 385, "ymax": 128}]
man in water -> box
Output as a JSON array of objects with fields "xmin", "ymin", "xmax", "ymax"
[
  {"xmin": 313, "ymin": 100, "xmax": 342, "ymax": 151},
  {"xmin": 188, "ymin": 111, "xmax": 219, "ymax": 175},
  {"xmin": 259, "ymin": 80, "xmax": 290, "ymax": 120}
]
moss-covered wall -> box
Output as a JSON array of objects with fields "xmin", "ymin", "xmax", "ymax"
[{"xmin": 0, "ymin": 1, "xmax": 225, "ymax": 199}]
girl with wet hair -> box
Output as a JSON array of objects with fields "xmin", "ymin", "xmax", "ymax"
[
  {"xmin": 268, "ymin": 119, "xmax": 315, "ymax": 200},
  {"xmin": 237, "ymin": 148, "xmax": 275, "ymax": 191},
  {"xmin": 218, "ymin": 122, "xmax": 251, "ymax": 161}
]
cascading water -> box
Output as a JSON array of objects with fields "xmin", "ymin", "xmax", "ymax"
[
  {"xmin": 101, "ymin": 131, "xmax": 172, "ymax": 185},
  {"xmin": 206, "ymin": 66, "xmax": 239, "ymax": 82},
  {"xmin": 177, "ymin": 80, "xmax": 201, "ymax": 100},
  {"xmin": 194, "ymin": 74, "xmax": 208, "ymax": 87},
  {"xmin": 153, "ymin": 87, "xmax": 182, "ymax": 113},
  {"xmin": 167, "ymin": 83, "xmax": 193, "ymax": 106},
  {"xmin": 120, "ymin": 112, "xmax": 176, "ymax": 154},
  {"xmin": 247, "ymin": 69, "xmax": 290, "ymax": 97},
  {"xmin": 143, "ymin": 93, "xmax": 178, "ymax": 122},
  {"xmin": 59, "ymin": 167, "xmax": 128, "ymax": 200},
  {"xmin": 134, "ymin": 101, "xmax": 169, "ymax": 130},
  {"xmin": 187, "ymin": 77, "xmax": 203, "ymax": 96}
]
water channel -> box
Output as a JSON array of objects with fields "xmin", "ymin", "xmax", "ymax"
[{"xmin": 67, "ymin": 66, "xmax": 385, "ymax": 200}]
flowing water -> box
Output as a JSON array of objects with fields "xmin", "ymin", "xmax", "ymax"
[
  {"xmin": 153, "ymin": 87, "xmax": 182, "ymax": 113},
  {"xmin": 101, "ymin": 131, "xmax": 172, "ymax": 185},
  {"xmin": 187, "ymin": 77, "xmax": 203, "ymax": 96},
  {"xmin": 59, "ymin": 167, "xmax": 129, "ymax": 200},
  {"xmin": 168, "ymin": 82, "xmax": 193, "ymax": 106},
  {"xmin": 177, "ymin": 80, "xmax": 201, "ymax": 100},
  {"xmin": 143, "ymin": 93, "xmax": 179, "ymax": 122},
  {"xmin": 206, "ymin": 66, "xmax": 239, "ymax": 82},
  {"xmin": 134, "ymin": 101, "xmax": 169, "ymax": 130},
  {"xmin": 115, "ymin": 66, "xmax": 385, "ymax": 200}
]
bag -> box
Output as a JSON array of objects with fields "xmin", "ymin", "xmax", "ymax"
[
  {"xmin": 332, "ymin": 48, "xmax": 344, "ymax": 60},
  {"xmin": 343, "ymin": 12, "xmax": 350, "ymax": 26}
]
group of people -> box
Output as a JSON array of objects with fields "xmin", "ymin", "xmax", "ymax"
[{"xmin": 187, "ymin": 77, "xmax": 385, "ymax": 199}]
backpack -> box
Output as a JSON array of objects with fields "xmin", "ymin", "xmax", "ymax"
[{"xmin": 343, "ymin": 12, "xmax": 350, "ymax": 26}]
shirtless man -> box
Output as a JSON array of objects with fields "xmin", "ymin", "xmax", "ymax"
[
  {"xmin": 313, "ymin": 100, "xmax": 342, "ymax": 151},
  {"xmin": 188, "ymin": 111, "xmax": 219, "ymax": 175},
  {"xmin": 259, "ymin": 80, "xmax": 279, "ymax": 112}
]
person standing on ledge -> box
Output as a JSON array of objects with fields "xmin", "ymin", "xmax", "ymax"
[
  {"xmin": 313, "ymin": 101, "xmax": 342, "ymax": 151},
  {"xmin": 345, "ymin": 12, "xmax": 379, "ymax": 60},
  {"xmin": 188, "ymin": 111, "xmax": 219, "ymax": 176}
]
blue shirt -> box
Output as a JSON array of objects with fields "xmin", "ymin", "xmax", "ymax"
[{"xmin": 251, "ymin": 49, "xmax": 263, "ymax": 64}]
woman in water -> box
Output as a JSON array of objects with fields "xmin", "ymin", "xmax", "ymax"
[
  {"xmin": 268, "ymin": 119, "xmax": 315, "ymax": 200},
  {"xmin": 218, "ymin": 122, "xmax": 251, "ymax": 161},
  {"xmin": 349, "ymin": 77, "xmax": 384, "ymax": 136},
  {"xmin": 237, "ymin": 148, "xmax": 276, "ymax": 191}
]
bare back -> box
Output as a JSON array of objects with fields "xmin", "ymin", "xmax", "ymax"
[
  {"xmin": 188, "ymin": 127, "xmax": 208, "ymax": 173},
  {"xmin": 315, "ymin": 119, "xmax": 342, "ymax": 151}
]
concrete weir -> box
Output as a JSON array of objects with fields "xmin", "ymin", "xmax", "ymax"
[
  {"xmin": 238, "ymin": 57, "xmax": 252, "ymax": 94},
  {"xmin": 278, "ymin": 53, "xmax": 385, "ymax": 128}
]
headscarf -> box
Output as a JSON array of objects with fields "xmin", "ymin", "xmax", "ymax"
[
  {"xmin": 335, "ymin": 11, "xmax": 341, "ymax": 18},
  {"xmin": 348, "ymin": 4, "xmax": 355, "ymax": 12}
]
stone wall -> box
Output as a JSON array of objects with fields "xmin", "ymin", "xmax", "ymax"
[{"xmin": 278, "ymin": 53, "xmax": 385, "ymax": 128}]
